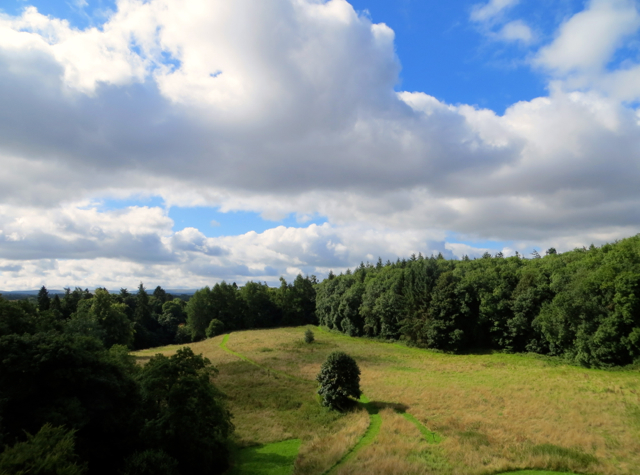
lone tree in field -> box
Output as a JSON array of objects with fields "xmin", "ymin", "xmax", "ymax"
[
  {"xmin": 316, "ymin": 351, "xmax": 361, "ymax": 410},
  {"xmin": 304, "ymin": 329, "xmax": 314, "ymax": 343}
]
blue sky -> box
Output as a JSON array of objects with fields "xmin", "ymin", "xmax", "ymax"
[{"xmin": 0, "ymin": 0, "xmax": 639, "ymax": 288}]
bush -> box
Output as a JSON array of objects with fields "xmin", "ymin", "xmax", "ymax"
[
  {"xmin": 316, "ymin": 351, "xmax": 361, "ymax": 411},
  {"xmin": 120, "ymin": 450, "xmax": 178, "ymax": 475},
  {"xmin": 0, "ymin": 424, "xmax": 86, "ymax": 475},
  {"xmin": 304, "ymin": 329, "xmax": 314, "ymax": 343},
  {"xmin": 206, "ymin": 319, "xmax": 225, "ymax": 338},
  {"xmin": 174, "ymin": 325, "xmax": 192, "ymax": 344}
]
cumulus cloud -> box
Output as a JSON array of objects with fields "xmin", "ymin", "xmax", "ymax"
[
  {"xmin": 536, "ymin": 0, "xmax": 640, "ymax": 74},
  {"xmin": 534, "ymin": 0, "xmax": 640, "ymax": 101},
  {"xmin": 0, "ymin": 0, "xmax": 639, "ymax": 288},
  {"xmin": 0, "ymin": 203, "xmax": 460, "ymax": 289}
]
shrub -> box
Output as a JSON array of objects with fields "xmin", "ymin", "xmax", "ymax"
[
  {"xmin": 206, "ymin": 319, "xmax": 225, "ymax": 338},
  {"xmin": 316, "ymin": 351, "xmax": 361, "ymax": 411},
  {"xmin": 304, "ymin": 329, "xmax": 314, "ymax": 343},
  {"xmin": 121, "ymin": 450, "xmax": 178, "ymax": 475},
  {"xmin": 0, "ymin": 424, "xmax": 86, "ymax": 475},
  {"xmin": 174, "ymin": 325, "xmax": 192, "ymax": 344}
]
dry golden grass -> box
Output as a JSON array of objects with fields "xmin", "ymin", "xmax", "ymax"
[
  {"xmin": 135, "ymin": 327, "xmax": 640, "ymax": 474},
  {"xmin": 294, "ymin": 408, "xmax": 369, "ymax": 475},
  {"xmin": 335, "ymin": 408, "xmax": 447, "ymax": 475}
]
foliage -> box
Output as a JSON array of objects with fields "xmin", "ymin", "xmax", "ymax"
[
  {"xmin": 120, "ymin": 450, "xmax": 179, "ymax": 475},
  {"xmin": 0, "ymin": 424, "xmax": 86, "ymax": 475},
  {"xmin": 185, "ymin": 277, "xmax": 316, "ymax": 342},
  {"xmin": 206, "ymin": 319, "xmax": 225, "ymax": 338},
  {"xmin": 37, "ymin": 286, "xmax": 50, "ymax": 312},
  {"xmin": 317, "ymin": 235, "xmax": 640, "ymax": 367},
  {"xmin": 304, "ymin": 328, "xmax": 314, "ymax": 343},
  {"xmin": 316, "ymin": 351, "xmax": 361, "ymax": 410},
  {"xmin": 0, "ymin": 331, "xmax": 142, "ymax": 474},
  {"xmin": 137, "ymin": 347, "xmax": 233, "ymax": 475},
  {"xmin": 0, "ymin": 296, "xmax": 234, "ymax": 475}
]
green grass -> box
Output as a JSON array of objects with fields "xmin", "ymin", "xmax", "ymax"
[{"xmin": 228, "ymin": 439, "xmax": 301, "ymax": 475}]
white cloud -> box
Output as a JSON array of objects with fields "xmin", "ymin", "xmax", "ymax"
[
  {"xmin": 0, "ymin": 0, "xmax": 639, "ymax": 287},
  {"xmin": 470, "ymin": 0, "xmax": 533, "ymax": 44},
  {"xmin": 498, "ymin": 20, "xmax": 533, "ymax": 43},
  {"xmin": 471, "ymin": 0, "xmax": 519, "ymax": 23},
  {"xmin": 536, "ymin": 0, "xmax": 640, "ymax": 74}
]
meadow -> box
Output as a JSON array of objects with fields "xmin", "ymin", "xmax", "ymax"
[{"xmin": 134, "ymin": 326, "xmax": 640, "ymax": 475}]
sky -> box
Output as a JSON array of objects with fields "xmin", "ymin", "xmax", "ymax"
[{"xmin": 0, "ymin": 0, "xmax": 639, "ymax": 290}]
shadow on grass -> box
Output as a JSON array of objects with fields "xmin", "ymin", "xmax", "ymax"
[{"xmin": 227, "ymin": 439, "xmax": 301, "ymax": 475}]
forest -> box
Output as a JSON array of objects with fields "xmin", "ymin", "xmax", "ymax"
[
  {"xmin": 1, "ymin": 235, "xmax": 640, "ymax": 474},
  {"xmin": 0, "ymin": 276, "xmax": 317, "ymax": 474},
  {"xmin": 316, "ymin": 235, "xmax": 640, "ymax": 368}
]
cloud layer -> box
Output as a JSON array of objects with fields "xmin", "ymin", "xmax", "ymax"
[{"xmin": 0, "ymin": 0, "xmax": 640, "ymax": 289}]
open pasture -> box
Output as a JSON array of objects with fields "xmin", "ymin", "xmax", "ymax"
[{"xmin": 135, "ymin": 326, "xmax": 640, "ymax": 474}]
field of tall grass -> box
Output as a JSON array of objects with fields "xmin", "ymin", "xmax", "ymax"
[{"xmin": 134, "ymin": 326, "xmax": 640, "ymax": 474}]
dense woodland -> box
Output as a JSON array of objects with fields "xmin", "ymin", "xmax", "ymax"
[
  {"xmin": 2, "ymin": 235, "xmax": 640, "ymax": 473},
  {"xmin": 317, "ymin": 235, "xmax": 640, "ymax": 368},
  {"xmin": 0, "ymin": 276, "xmax": 317, "ymax": 474}
]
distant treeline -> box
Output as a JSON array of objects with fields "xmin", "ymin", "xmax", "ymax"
[{"xmin": 317, "ymin": 235, "xmax": 640, "ymax": 368}]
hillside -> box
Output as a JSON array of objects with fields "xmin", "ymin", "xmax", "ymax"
[{"xmin": 135, "ymin": 326, "xmax": 640, "ymax": 475}]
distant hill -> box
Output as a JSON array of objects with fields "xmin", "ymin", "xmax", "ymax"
[{"xmin": 0, "ymin": 288, "xmax": 198, "ymax": 300}]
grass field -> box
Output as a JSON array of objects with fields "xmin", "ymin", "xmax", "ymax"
[{"xmin": 134, "ymin": 326, "xmax": 640, "ymax": 474}]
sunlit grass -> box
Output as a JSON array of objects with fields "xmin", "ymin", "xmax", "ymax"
[{"xmin": 134, "ymin": 326, "xmax": 640, "ymax": 474}]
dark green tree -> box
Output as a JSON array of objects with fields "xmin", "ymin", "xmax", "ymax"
[
  {"xmin": 88, "ymin": 289, "xmax": 134, "ymax": 348},
  {"xmin": 137, "ymin": 348, "xmax": 232, "ymax": 475},
  {"xmin": 37, "ymin": 286, "xmax": 50, "ymax": 311},
  {"xmin": 186, "ymin": 287, "xmax": 212, "ymax": 341},
  {"xmin": 121, "ymin": 450, "xmax": 178, "ymax": 475},
  {"xmin": 0, "ymin": 332, "xmax": 142, "ymax": 474},
  {"xmin": 316, "ymin": 351, "xmax": 361, "ymax": 410},
  {"xmin": 206, "ymin": 319, "xmax": 225, "ymax": 338},
  {"xmin": 304, "ymin": 328, "xmax": 314, "ymax": 343}
]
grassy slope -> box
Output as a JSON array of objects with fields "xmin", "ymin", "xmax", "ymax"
[{"xmin": 135, "ymin": 327, "xmax": 640, "ymax": 474}]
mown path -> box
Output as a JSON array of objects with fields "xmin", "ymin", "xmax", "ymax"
[
  {"xmin": 220, "ymin": 332, "xmax": 440, "ymax": 474},
  {"xmin": 219, "ymin": 332, "xmax": 582, "ymax": 475}
]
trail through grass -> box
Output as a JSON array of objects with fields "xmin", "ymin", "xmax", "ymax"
[
  {"xmin": 321, "ymin": 395, "xmax": 382, "ymax": 475},
  {"xmin": 221, "ymin": 333, "xmax": 377, "ymax": 474}
]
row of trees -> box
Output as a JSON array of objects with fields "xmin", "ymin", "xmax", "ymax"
[
  {"xmin": 185, "ymin": 276, "xmax": 317, "ymax": 341},
  {"xmin": 32, "ymin": 275, "xmax": 318, "ymax": 350},
  {"xmin": 0, "ymin": 297, "xmax": 232, "ymax": 475},
  {"xmin": 317, "ymin": 236, "xmax": 640, "ymax": 367}
]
